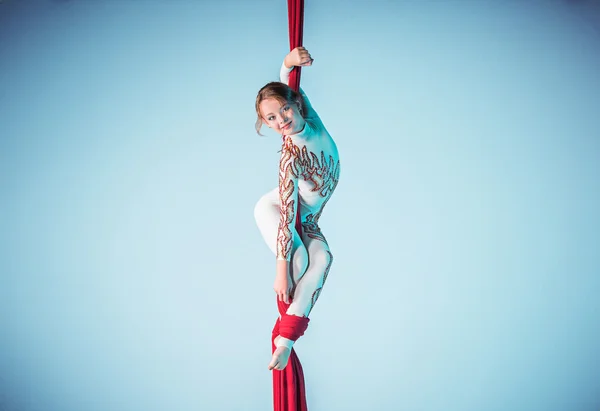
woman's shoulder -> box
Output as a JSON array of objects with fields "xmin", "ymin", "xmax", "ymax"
[
  {"xmin": 291, "ymin": 125, "xmax": 337, "ymax": 157},
  {"xmin": 298, "ymin": 117, "xmax": 328, "ymax": 140}
]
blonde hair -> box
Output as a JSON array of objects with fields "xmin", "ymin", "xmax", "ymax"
[{"xmin": 255, "ymin": 82, "xmax": 305, "ymax": 136}]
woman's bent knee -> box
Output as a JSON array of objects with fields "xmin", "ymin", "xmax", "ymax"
[{"xmin": 254, "ymin": 195, "xmax": 273, "ymax": 226}]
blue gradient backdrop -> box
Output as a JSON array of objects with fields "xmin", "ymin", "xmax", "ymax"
[{"xmin": 1, "ymin": 1, "xmax": 599, "ymax": 410}]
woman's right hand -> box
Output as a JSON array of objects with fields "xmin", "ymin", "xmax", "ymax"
[
  {"xmin": 284, "ymin": 46, "xmax": 314, "ymax": 68},
  {"xmin": 274, "ymin": 272, "xmax": 293, "ymax": 304}
]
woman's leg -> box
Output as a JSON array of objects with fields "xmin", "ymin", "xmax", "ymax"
[
  {"xmin": 270, "ymin": 230, "xmax": 333, "ymax": 370},
  {"xmin": 254, "ymin": 188, "xmax": 309, "ymax": 292},
  {"xmin": 288, "ymin": 232, "xmax": 333, "ymax": 317}
]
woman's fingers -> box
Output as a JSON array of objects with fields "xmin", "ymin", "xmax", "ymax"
[
  {"xmin": 300, "ymin": 51, "xmax": 313, "ymax": 66},
  {"xmin": 290, "ymin": 46, "xmax": 313, "ymax": 67},
  {"xmin": 275, "ymin": 288, "xmax": 293, "ymax": 303},
  {"xmin": 276, "ymin": 291, "xmax": 289, "ymax": 304}
]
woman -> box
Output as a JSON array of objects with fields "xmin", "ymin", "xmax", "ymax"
[{"xmin": 254, "ymin": 46, "xmax": 341, "ymax": 371}]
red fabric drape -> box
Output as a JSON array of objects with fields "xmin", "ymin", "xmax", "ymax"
[
  {"xmin": 272, "ymin": 298, "xmax": 310, "ymax": 411},
  {"xmin": 273, "ymin": 6, "xmax": 307, "ymax": 411},
  {"xmin": 287, "ymin": 0, "xmax": 304, "ymax": 238},
  {"xmin": 287, "ymin": 0, "xmax": 304, "ymax": 93}
]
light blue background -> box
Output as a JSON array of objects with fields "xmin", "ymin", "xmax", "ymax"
[{"xmin": 1, "ymin": 1, "xmax": 599, "ymax": 410}]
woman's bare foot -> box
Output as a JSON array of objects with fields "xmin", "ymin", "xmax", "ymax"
[
  {"xmin": 269, "ymin": 346, "xmax": 291, "ymax": 370},
  {"xmin": 269, "ymin": 335, "xmax": 293, "ymax": 370}
]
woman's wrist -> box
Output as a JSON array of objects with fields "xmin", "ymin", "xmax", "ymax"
[{"xmin": 283, "ymin": 56, "xmax": 294, "ymax": 69}]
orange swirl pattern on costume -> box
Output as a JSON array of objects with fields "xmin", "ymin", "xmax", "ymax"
[
  {"xmin": 276, "ymin": 140, "xmax": 300, "ymax": 261},
  {"xmin": 298, "ymin": 148, "xmax": 340, "ymax": 198},
  {"xmin": 277, "ymin": 135, "xmax": 340, "ymax": 250}
]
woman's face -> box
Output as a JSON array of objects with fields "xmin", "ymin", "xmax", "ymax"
[{"xmin": 260, "ymin": 98, "xmax": 305, "ymax": 135}]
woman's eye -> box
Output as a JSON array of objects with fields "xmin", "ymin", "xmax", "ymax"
[
  {"xmin": 283, "ymin": 106, "xmax": 290, "ymax": 111},
  {"xmin": 268, "ymin": 116, "xmax": 274, "ymax": 121}
]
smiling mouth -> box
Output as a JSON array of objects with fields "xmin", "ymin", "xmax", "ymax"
[{"xmin": 282, "ymin": 123, "xmax": 292, "ymax": 130}]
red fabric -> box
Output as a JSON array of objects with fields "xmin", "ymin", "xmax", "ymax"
[
  {"xmin": 272, "ymin": 297, "xmax": 310, "ymax": 411},
  {"xmin": 273, "ymin": 1, "xmax": 309, "ymax": 411},
  {"xmin": 286, "ymin": 0, "xmax": 304, "ymax": 237},
  {"xmin": 287, "ymin": 0, "xmax": 304, "ymax": 93},
  {"xmin": 279, "ymin": 313, "xmax": 310, "ymax": 341},
  {"xmin": 276, "ymin": 299, "xmax": 310, "ymax": 341}
]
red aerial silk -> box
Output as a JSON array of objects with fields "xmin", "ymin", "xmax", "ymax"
[
  {"xmin": 273, "ymin": 6, "xmax": 308, "ymax": 411},
  {"xmin": 272, "ymin": 299, "xmax": 310, "ymax": 411},
  {"xmin": 286, "ymin": 0, "xmax": 305, "ymax": 265},
  {"xmin": 287, "ymin": 0, "xmax": 304, "ymax": 94}
]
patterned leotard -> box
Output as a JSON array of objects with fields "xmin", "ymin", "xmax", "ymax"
[{"xmin": 276, "ymin": 64, "xmax": 341, "ymax": 261}]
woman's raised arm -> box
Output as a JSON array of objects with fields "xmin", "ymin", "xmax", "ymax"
[{"xmin": 279, "ymin": 47, "xmax": 319, "ymax": 122}]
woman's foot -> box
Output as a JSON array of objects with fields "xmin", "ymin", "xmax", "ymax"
[
  {"xmin": 269, "ymin": 335, "xmax": 294, "ymax": 370},
  {"xmin": 269, "ymin": 346, "xmax": 291, "ymax": 370}
]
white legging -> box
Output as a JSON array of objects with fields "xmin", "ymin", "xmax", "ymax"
[{"xmin": 254, "ymin": 187, "xmax": 333, "ymax": 319}]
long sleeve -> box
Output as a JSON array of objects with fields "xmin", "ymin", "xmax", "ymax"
[
  {"xmin": 279, "ymin": 61, "xmax": 294, "ymax": 84},
  {"xmin": 276, "ymin": 138, "xmax": 300, "ymax": 261},
  {"xmin": 279, "ymin": 61, "xmax": 320, "ymax": 122}
]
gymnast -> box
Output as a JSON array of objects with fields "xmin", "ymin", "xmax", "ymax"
[{"xmin": 254, "ymin": 46, "xmax": 341, "ymax": 371}]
